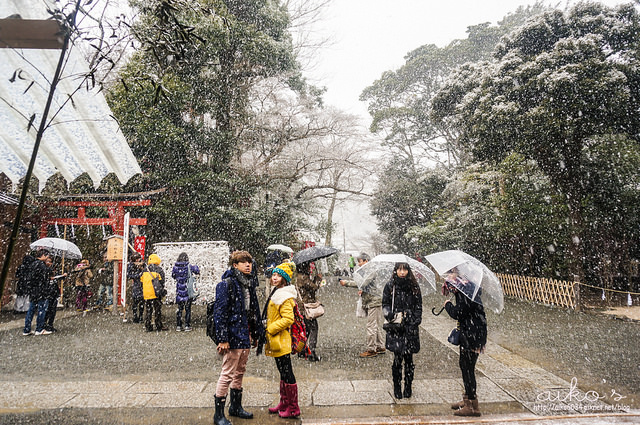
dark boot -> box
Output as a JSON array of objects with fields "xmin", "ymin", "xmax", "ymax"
[
  {"xmin": 451, "ymin": 394, "xmax": 468, "ymax": 410},
  {"xmin": 268, "ymin": 380, "xmax": 286, "ymax": 414},
  {"xmin": 403, "ymin": 362, "xmax": 414, "ymax": 398},
  {"xmin": 278, "ymin": 383, "xmax": 300, "ymax": 418},
  {"xmin": 392, "ymin": 362, "xmax": 403, "ymax": 399},
  {"xmin": 453, "ymin": 397, "xmax": 481, "ymax": 417},
  {"xmin": 213, "ymin": 395, "xmax": 231, "ymax": 425},
  {"xmin": 228, "ymin": 388, "xmax": 253, "ymax": 419}
]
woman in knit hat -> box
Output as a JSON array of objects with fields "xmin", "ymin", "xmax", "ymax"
[{"xmin": 266, "ymin": 261, "xmax": 301, "ymax": 418}]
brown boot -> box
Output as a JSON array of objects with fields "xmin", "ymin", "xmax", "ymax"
[
  {"xmin": 451, "ymin": 394, "xmax": 468, "ymax": 410},
  {"xmin": 453, "ymin": 397, "xmax": 481, "ymax": 417}
]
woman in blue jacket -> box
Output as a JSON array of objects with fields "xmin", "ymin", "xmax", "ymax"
[{"xmin": 171, "ymin": 252, "xmax": 200, "ymax": 331}]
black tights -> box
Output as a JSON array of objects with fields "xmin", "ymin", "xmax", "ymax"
[
  {"xmin": 392, "ymin": 352, "xmax": 414, "ymax": 383},
  {"xmin": 275, "ymin": 354, "xmax": 296, "ymax": 384},
  {"xmin": 459, "ymin": 347, "xmax": 479, "ymax": 399}
]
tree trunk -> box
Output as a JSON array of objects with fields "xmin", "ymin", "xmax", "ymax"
[{"xmin": 325, "ymin": 189, "xmax": 338, "ymax": 246}]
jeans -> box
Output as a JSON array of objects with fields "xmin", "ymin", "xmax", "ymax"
[
  {"xmin": 24, "ymin": 298, "xmax": 49, "ymax": 333},
  {"xmin": 176, "ymin": 299, "xmax": 192, "ymax": 328},
  {"xmin": 96, "ymin": 284, "xmax": 113, "ymax": 307},
  {"xmin": 132, "ymin": 297, "xmax": 144, "ymax": 322},
  {"xmin": 44, "ymin": 297, "xmax": 58, "ymax": 331}
]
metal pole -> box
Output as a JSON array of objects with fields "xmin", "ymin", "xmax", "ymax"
[{"xmin": 0, "ymin": 10, "xmax": 73, "ymax": 304}]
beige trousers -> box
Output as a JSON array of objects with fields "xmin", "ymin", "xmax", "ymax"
[{"xmin": 215, "ymin": 348, "xmax": 250, "ymax": 397}]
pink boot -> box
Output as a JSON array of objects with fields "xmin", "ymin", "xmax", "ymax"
[
  {"xmin": 268, "ymin": 380, "xmax": 286, "ymax": 414},
  {"xmin": 278, "ymin": 382, "xmax": 301, "ymax": 418}
]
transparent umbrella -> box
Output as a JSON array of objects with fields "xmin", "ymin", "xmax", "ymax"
[
  {"xmin": 353, "ymin": 254, "xmax": 437, "ymax": 297},
  {"xmin": 425, "ymin": 249, "xmax": 504, "ymax": 314},
  {"xmin": 30, "ymin": 237, "xmax": 82, "ymax": 260},
  {"xmin": 266, "ymin": 244, "xmax": 293, "ymax": 254}
]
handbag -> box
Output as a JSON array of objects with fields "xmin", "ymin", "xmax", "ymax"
[
  {"xmin": 186, "ymin": 265, "xmax": 199, "ymax": 300},
  {"xmin": 382, "ymin": 284, "xmax": 404, "ymax": 333},
  {"xmin": 303, "ymin": 301, "xmax": 325, "ymax": 319},
  {"xmin": 448, "ymin": 323, "xmax": 461, "ymax": 345}
]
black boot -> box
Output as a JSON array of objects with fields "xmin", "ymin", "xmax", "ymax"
[
  {"xmin": 228, "ymin": 388, "xmax": 253, "ymax": 419},
  {"xmin": 403, "ymin": 361, "xmax": 414, "ymax": 398},
  {"xmin": 213, "ymin": 396, "xmax": 231, "ymax": 425},
  {"xmin": 392, "ymin": 361, "xmax": 403, "ymax": 399}
]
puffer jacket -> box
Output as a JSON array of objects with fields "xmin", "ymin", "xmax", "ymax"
[
  {"xmin": 172, "ymin": 261, "xmax": 200, "ymax": 303},
  {"xmin": 265, "ymin": 284, "xmax": 297, "ymax": 358},
  {"xmin": 382, "ymin": 277, "xmax": 422, "ymax": 354}
]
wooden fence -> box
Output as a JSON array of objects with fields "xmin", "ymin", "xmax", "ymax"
[{"xmin": 498, "ymin": 273, "xmax": 577, "ymax": 309}]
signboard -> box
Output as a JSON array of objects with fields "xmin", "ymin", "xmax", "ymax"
[
  {"xmin": 134, "ymin": 236, "xmax": 146, "ymax": 259},
  {"xmin": 106, "ymin": 236, "xmax": 123, "ymax": 261}
]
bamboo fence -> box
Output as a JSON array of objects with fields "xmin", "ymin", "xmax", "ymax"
[{"xmin": 498, "ymin": 273, "xmax": 577, "ymax": 309}]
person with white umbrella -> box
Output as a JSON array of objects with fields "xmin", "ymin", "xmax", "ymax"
[
  {"xmin": 339, "ymin": 253, "xmax": 386, "ymax": 358},
  {"xmin": 443, "ymin": 267, "xmax": 487, "ymax": 417},
  {"xmin": 22, "ymin": 249, "xmax": 53, "ymax": 336},
  {"xmin": 382, "ymin": 261, "xmax": 423, "ymax": 399}
]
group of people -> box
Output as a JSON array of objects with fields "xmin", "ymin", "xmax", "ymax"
[
  {"xmin": 125, "ymin": 251, "xmax": 201, "ymax": 332},
  {"xmin": 340, "ymin": 252, "xmax": 486, "ymax": 417},
  {"xmin": 210, "ymin": 249, "xmax": 486, "ymax": 423},
  {"xmin": 17, "ymin": 246, "xmax": 486, "ymax": 420},
  {"xmin": 19, "ymin": 250, "xmax": 63, "ymax": 336}
]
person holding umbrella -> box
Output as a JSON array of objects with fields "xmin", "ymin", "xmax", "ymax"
[
  {"xmin": 382, "ymin": 262, "xmax": 422, "ymax": 399},
  {"xmin": 339, "ymin": 253, "xmax": 386, "ymax": 358},
  {"xmin": 295, "ymin": 261, "xmax": 323, "ymax": 362},
  {"xmin": 444, "ymin": 267, "xmax": 487, "ymax": 417}
]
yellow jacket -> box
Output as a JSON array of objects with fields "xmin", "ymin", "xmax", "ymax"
[
  {"xmin": 141, "ymin": 254, "xmax": 163, "ymax": 300},
  {"xmin": 265, "ymin": 284, "xmax": 298, "ymax": 358}
]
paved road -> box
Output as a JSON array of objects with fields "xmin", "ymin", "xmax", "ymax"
[{"xmin": 0, "ymin": 279, "xmax": 638, "ymax": 424}]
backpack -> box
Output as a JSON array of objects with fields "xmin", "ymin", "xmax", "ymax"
[{"xmin": 290, "ymin": 301, "xmax": 308, "ymax": 354}]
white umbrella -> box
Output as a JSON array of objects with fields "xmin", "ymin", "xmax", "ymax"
[
  {"xmin": 353, "ymin": 254, "xmax": 437, "ymax": 297},
  {"xmin": 30, "ymin": 237, "xmax": 82, "ymax": 260},
  {"xmin": 266, "ymin": 244, "xmax": 293, "ymax": 254},
  {"xmin": 425, "ymin": 250, "xmax": 504, "ymax": 314}
]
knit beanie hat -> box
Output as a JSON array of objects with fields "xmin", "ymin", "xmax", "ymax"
[{"xmin": 273, "ymin": 261, "xmax": 296, "ymax": 283}]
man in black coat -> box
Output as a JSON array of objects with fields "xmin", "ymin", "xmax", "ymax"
[{"xmin": 22, "ymin": 249, "xmax": 53, "ymax": 336}]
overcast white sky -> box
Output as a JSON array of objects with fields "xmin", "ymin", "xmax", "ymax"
[{"xmin": 305, "ymin": 0, "xmax": 628, "ymax": 251}]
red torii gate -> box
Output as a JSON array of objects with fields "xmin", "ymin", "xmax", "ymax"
[
  {"xmin": 40, "ymin": 199, "xmax": 151, "ymax": 312},
  {"xmin": 40, "ymin": 200, "xmax": 150, "ymax": 237}
]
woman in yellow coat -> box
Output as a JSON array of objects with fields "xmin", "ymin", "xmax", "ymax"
[{"xmin": 266, "ymin": 261, "xmax": 301, "ymax": 418}]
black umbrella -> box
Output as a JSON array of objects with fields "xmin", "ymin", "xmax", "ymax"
[{"xmin": 292, "ymin": 246, "xmax": 338, "ymax": 265}]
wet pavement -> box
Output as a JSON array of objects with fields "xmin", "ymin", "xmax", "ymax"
[{"xmin": 0, "ymin": 278, "xmax": 639, "ymax": 424}]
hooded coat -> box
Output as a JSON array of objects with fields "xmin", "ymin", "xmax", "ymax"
[
  {"xmin": 265, "ymin": 284, "xmax": 297, "ymax": 358},
  {"xmin": 445, "ymin": 288, "xmax": 487, "ymax": 351},
  {"xmin": 171, "ymin": 261, "xmax": 200, "ymax": 303},
  {"xmin": 213, "ymin": 268, "xmax": 262, "ymax": 349},
  {"xmin": 382, "ymin": 277, "xmax": 422, "ymax": 354},
  {"xmin": 142, "ymin": 254, "xmax": 165, "ymax": 300}
]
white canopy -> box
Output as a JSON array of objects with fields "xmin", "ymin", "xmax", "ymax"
[{"xmin": 0, "ymin": 0, "xmax": 141, "ymax": 191}]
